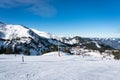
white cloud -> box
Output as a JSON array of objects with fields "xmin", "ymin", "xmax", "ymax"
[{"xmin": 0, "ymin": 0, "xmax": 56, "ymax": 17}]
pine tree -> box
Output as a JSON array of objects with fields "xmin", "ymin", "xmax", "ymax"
[
  {"xmin": 0, "ymin": 46, "xmax": 2, "ymax": 54},
  {"xmin": 14, "ymin": 45, "xmax": 19, "ymax": 55},
  {"xmin": 44, "ymin": 49, "xmax": 50, "ymax": 54},
  {"xmin": 51, "ymin": 45, "xmax": 57, "ymax": 52},
  {"xmin": 26, "ymin": 47, "xmax": 30, "ymax": 55},
  {"xmin": 6, "ymin": 45, "xmax": 12, "ymax": 54},
  {"xmin": 113, "ymin": 51, "xmax": 120, "ymax": 60},
  {"xmin": 0, "ymin": 46, "xmax": 5, "ymax": 54}
]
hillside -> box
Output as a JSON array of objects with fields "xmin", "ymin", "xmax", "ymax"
[
  {"xmin": 0, "ymin": 22, "xmax": 65, "ymax": 55},
  {"xmin": 92, "ymin": 38, "xmax": 120, "ymax": 50},
  {"xmin": 0, "ymin": 22, "xmax": 115, "ymax": 55}
]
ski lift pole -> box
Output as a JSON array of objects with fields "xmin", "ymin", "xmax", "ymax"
[{"xmin": 58, "ymin": 38, "xmax": 61, "ymax": 57}]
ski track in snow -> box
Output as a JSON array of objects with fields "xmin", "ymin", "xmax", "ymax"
[{"xmin": 0, "ymin": 53, "xmax": 120, "ymax": 80}]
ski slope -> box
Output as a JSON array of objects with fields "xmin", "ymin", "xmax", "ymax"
[{"xmin": 0, "ymin": 52, "xmax": 120, "ymax": 80}]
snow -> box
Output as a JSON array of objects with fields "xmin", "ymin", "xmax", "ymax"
[
  {"xmin": 70, "ymin": 38, "xmax": 78, "ymax": 44},
  {"xmin": 84, "ymin": 52, "xmax": 102, "ymax": 57},
  {"xmin": 0, "ymin": 24, "xmax": 31, "ymax": 39},
  {"xmin": 31, "ymin": 29, "xmax": 58, "ymax": 39},
  {"xmin": 92, "ymin": 41, "xmax": 101, "ymax": 48},
  {"xmin": 118, "ymin": 41, "xmax": 120, "ymax": 43},
  {"xmin": 0, "ymin": 52, "xmax": 119, "ymax": 80},
  {"xmin": 112, "ymin": 38, "xmax": 115, "ymax": 40},
  {"xmin": 63, "ymin": 38, "xmax": 78, "ymax": 45},
  {"xmin": 43, "ymin": 52, "xmax": 70, "ymax": 56},
  {"xmin": 96, "ymin": 43, "xmax": 101, "ymax": 48}
]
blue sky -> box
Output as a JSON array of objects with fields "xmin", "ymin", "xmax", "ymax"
[{"xmin": 0, "ymin": 0, "xmax": 120, "ymax": 38}]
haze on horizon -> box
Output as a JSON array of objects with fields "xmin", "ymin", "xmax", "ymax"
[{"xmin": 0, "ymin": 0, "xmax": 120, "ymax": 38}]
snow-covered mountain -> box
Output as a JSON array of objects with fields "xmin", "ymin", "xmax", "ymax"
[
  {"xmin": 92, "ymin": 38, "xmax": 120, "ymax": 49},
  {"xmin": 0, "ymin": 22, "xmax": 115, "ymax": 55},
  {"xmin": 61, "ymin": 36, "xmax": 114, "ymax": 50},
  {"xmin": 0, "ymin": 22, "xmax": 68, "ymax": 55},
  {"xmin": 31, "ymin": 29, "xmax": 114, "ymax": 51}
]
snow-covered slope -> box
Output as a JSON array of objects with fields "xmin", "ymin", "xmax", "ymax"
[
  {"xmin": 92, "ymin": 41, "xmax": 101, "ymax": 48},
  {"xmin": 31, "ymin": 29, "xmax": 58, "ymax": 39},
  {"xmin": 43, "ymin": 51, "xmax": 70, "ymax": 56},
  {"xmin": 0, "ymin": 23, "xmax": 60, "ymax": 55},
  {"xmin": 0, "ymin": 53, "xmax": 119, "ymax": 80},
  {"xmin": 0, "ymin": 22, "xmax": 70, "ymax": 55},
  {"xmin": 92, "ymin": 38, "xmax": 120, "ymax": 49},
  {"xmin": 0, "ymin": 21, "xmax": 115, "ymax": 56}
]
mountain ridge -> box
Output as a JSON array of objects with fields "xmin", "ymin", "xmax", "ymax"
[{"xmin": 0, "ymin": 22, "xmax": 116, "ymax": 55}]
